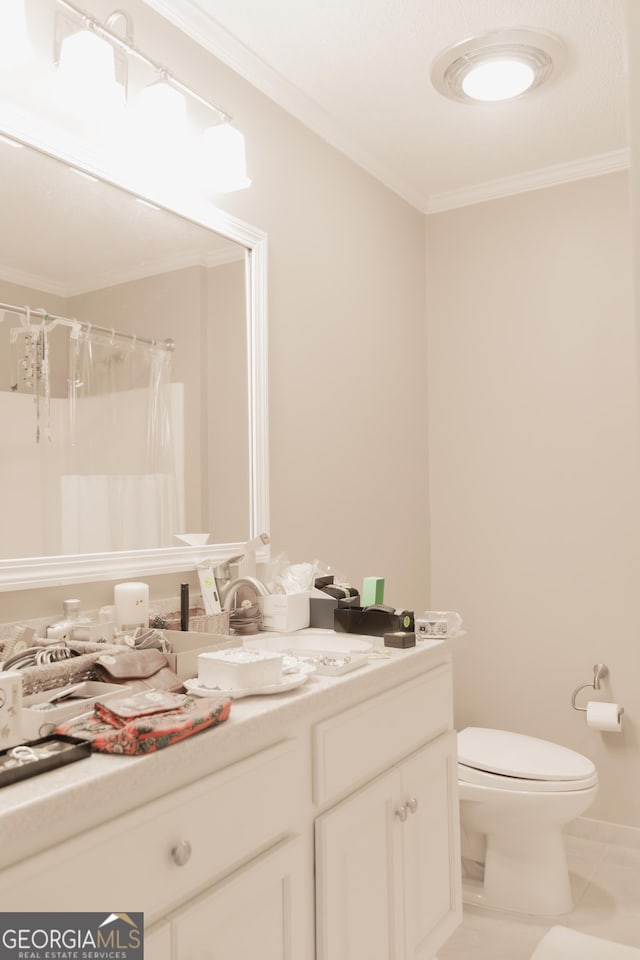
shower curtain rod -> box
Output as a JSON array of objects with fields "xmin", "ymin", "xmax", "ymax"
[{"xmin": 0, "ymin": 301, "xmax": 175, "ymax": 352}]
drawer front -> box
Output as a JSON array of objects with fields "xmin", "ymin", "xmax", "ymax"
[
  {"xmin": 313, "ymin": 665, "xmax": 452, "ymax": 805},
  {"xmin": 0, "ymin": 738, "xmax": 303, "ymax": 922}
]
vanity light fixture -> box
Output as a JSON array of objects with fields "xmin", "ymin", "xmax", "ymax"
[
  {"xmin": 49, "ymin": 0, "xmax": 251, "ymax": 191},
  {"xmin": 0, "ymin": 0, "xmax": 34, "ymax": 69},
  {"xmin": 431, "ymin": 28, "xmax": 566, "ymax": 104},
  {"xmin": 202, "ymin": 123, "xmax": 252, "ymax": 193},
  {"xmin": 56, "ymin": 26, "xmax": 125, "ymax": 115}
]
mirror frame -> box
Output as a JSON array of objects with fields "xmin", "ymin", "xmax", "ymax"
[{"xmin": 0, "ymin": 105, "xmax": 269, "ymax": 591}]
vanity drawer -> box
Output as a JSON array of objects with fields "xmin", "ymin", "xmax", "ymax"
[
  {"xmin": 0, "ymin": 738, "xmax": 304, "ymax": 921},
  {"xmin": 313, "ymin": 665, "xmax": 452, "ymax": 805}
]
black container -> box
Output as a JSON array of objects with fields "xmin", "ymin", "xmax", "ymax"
[
  {"xmin": 334, "ymin": 606, "xmax": 414, "ymax": 637},
  {"xmin": 0, "ymin": 735, "xmax": 91, "ymax": 789}
]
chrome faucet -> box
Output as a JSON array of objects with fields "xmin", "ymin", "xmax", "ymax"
[{"xmin": 221, "ymin": 575, "xmax": 270, "ymax": 610}]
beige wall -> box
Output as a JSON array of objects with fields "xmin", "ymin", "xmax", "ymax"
[{"xmin": 426, "ymin": 172, "xmax": 640, "ymax": 826}]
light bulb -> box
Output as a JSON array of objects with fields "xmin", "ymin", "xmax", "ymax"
[
  {"xmin": 0, "ymin": 0, "xmax": 34, "ymax": 69},
  {"xmin": 201, "ymin": 124, "xmax": 251, "ymax": 193},
  {"xmin": 461, "ymin": 58, "xmax": 535, "ymax": 102},
  {"xmin": 57, "ymin": 29, "xmax": 124, "ymax": 116},
  {"xmin": 138, "ymin": 79, "xmax": 187, "ymax": 133}
]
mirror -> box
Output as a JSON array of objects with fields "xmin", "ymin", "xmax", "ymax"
[{"xmin": 0, "ymin": 130, "xmax": 269, "ymax": 590}]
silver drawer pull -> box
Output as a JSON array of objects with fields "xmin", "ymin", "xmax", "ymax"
[
  {"xmin": 171, "ymin": 840, "xmax": 192, "ymax": 867},
  {"xmin": 395, "ymin": 804, "xmax": 408, "ymax": 822},
  {"xmin": 406, "ymin": 797, "xmax": 418, "ymax": 814}
]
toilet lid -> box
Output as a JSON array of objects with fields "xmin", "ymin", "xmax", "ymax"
[{"xmin": 457, "ymin": 727, "xmax": 596, "ymax": 782}]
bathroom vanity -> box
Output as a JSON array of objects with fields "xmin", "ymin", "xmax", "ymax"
[{"xmin": 0, "ymin": 640, "xmax": 460, "ymax": 959}]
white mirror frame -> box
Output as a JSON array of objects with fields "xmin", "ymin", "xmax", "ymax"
[{"xmin": 0, "ymin": 105, "xmax": 269, "ymax": 591}]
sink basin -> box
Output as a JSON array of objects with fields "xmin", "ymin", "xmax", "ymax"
[{"xmin": 244, "ymin": 631, "xmax": 374, "ymax": 654}]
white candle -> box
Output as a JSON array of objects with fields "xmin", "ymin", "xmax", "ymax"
[{"xmin": 114, "ymin": 581, "xmax": 149, "ymax": 629}]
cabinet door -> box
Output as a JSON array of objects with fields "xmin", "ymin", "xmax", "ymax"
[
  {"xmin": 401, "ymin": 732, "xmax": 462, "ymax": 960},
  {"xmin": 172, "ymin": 838, "xmax": 305, "ymax": 960},
  {"xmin": 315, "ymin": 768, "xmax": 405, "ymax": 960},
  {"xmin": 145, "ymin": 921, "xmax": 172, "ymax": 960}
]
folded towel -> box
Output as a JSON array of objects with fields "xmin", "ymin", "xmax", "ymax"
[{"xmin": 531, "ymin": 926, "xmax": 640, "ymax": 960}]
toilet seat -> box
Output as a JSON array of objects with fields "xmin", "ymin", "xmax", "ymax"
[{"xmin": 458, "ymin": 727, "xmax": 598, "ymax": 793}]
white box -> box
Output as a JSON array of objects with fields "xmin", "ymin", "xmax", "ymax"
[
  {"xmin": 259, "ymin": 593, "xmax": 310, "ymax": 633},
  {"xmin": 21, "ymin": 681, "xmax": 126, "ymax": 740},
  {"xmin": 198, "ymin": 648, "xmax": 284, "ymax": 690},
  {"xmin": 163, "ymin": 631, "xmax": 241, "ymax": 681},
  {"xmin": 0, "ymin": 671, "xmax": 22, "ymax": 750}
]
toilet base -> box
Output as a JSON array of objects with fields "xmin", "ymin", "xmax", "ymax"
[{"xmin": 462, "ymin": 827, "xmax": 573, "ymax": 917}]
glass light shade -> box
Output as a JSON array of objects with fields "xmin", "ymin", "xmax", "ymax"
[
  {"xmin": 431, "ymin": 29, "xmax": 564, "ymax": 105},
  {"xmin": 202, "ymin": 124, "xmax": 251, "ymax": 193},
  {"xmin": 138, "ymin": 80, "xmax": 187, "ymax": 133},
  {"xmin": 462, "ymin": 58, "xmax": 536, "ymax": 102},
  {"xmin": 57, "ymin": 29, "xmax": 124, "ymax": 116},
  {"xmin": 0, "ymin": 0, "xmax": 34, "ymax": 69}
]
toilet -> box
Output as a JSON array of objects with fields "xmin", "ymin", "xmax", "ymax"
[{"xmin": 457, "ymin": 727, "xmax": 598, "ymax": 917}]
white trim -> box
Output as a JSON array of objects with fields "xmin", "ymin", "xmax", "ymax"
[
  {"xmin": 565, "ymin": 815, "xmax": 640, "ymax": 849},
  {"xmin": 0, "ymin": 105, "xmax": 270, "ymax": 592},
  {"xmin": 427, "ymin": 149, "xmax": 631, "ymax": 213}
]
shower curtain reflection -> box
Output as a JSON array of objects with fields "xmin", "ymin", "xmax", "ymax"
[{"xmin": 61, "ymin": 329, "xmax": 184, "ymax": 554}]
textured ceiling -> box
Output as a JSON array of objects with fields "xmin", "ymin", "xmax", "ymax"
[{"xmin": 145, "ymin": 0, "xmax": 630, "ymax": 211}]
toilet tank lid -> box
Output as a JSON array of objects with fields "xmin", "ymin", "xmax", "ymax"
[{"xmin": 457, "ymin": 727, "xmax": 596, "ymax": 781}]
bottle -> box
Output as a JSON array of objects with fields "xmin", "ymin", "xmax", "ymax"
[{"xmin": 46, "ymin": 599, "xmax": 81, "ymax": 641}]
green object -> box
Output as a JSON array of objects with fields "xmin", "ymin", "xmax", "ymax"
[{"xmin": 362, "ymin": 576, "xmax": 385, "ymax": 606}]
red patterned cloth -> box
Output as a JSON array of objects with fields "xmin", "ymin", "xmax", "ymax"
[{"xmin": 56, "ymin": 695, "xmax": 231, "ymax": 755}]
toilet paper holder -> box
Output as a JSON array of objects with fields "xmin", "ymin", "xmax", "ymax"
[{"xmin": 571, "ymin": 663, "xmax": 624, "ymax": 718}]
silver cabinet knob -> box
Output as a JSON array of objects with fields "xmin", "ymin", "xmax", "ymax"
[
  {"xmin": 171, "ymin": 840, "xmax": 192, "ymax": 866},
  {"xmin": 395, "ymin": 804, "xmax": 408, "ymax": 822},
  {"xmin": 406, "ymin": 797, "xmax": 418, "ymax": 814}
]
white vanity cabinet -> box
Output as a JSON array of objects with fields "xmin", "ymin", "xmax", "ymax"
[
  {"xmin": 0, "ymin": 643, "xmax": 459, "ymax": 960},
  {"xmin": 0, "ymin": 737, "xmax": 309, "ymax": 958},
  {"xmin": 171, "ymin": 837, "xmax": 305, "ymax": 959},
  {"xmin": 314, "ymin": 667, "xmax": 461, "ymax": 960}
]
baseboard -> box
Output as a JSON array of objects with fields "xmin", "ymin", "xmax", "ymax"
[{"xmin": 565, "ymin": 815, "xmax": 640, "ymax": 848}]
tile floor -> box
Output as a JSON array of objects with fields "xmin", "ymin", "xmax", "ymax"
[{"xmin": 439, "ymin": 834, "xmax": 640, "ymax": 959}]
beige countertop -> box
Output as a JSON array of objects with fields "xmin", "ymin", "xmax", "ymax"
[{"xmin": 0, "ymin": 636, "xmax": 449, "ymax": 870}]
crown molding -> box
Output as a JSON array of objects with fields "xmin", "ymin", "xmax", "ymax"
[
  {"xmin": 0, "ymin": 245, "xmax": 243, "ymax": 299},
  {"xmin": 142, "ymin": 2, "xmax": 630, "ymax": 215},
  {"xmin": 427, "ymin": 148, "xmax": 631, "ymax": 213},
  {"xmin": 141, "ymin": 0, "xmax": 429, "ymax": 212}
]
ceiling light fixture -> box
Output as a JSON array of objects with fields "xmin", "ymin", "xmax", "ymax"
[{"xmin": 431, "ymin": 28, "xmax": 566, "ymax": 104}]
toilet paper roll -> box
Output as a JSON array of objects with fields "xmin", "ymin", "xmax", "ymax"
[{"xmin": 586, "ymin": 700, "xmax": 622, "ymax": 732}]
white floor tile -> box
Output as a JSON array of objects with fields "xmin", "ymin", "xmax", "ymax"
[{"xmin": 441, "ymin": 836, "xmax": 640, "ymax": 959}]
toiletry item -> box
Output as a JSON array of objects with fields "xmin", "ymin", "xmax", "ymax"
[
  {"xmin": 47, "ymin": 598, "xmax": 81, "ymax": 641},
  {"xmin": 180, "ymin": 583, "xmax": 190, "ymax": 631},
  {"xmin": 197, "ymin": 563, "xmax": 222, "ymax": 615},
  {"xmin": 362, "ymin": 577, "xmax": 385, "ymax": 606},
  {"xmin": 0, "ymin": 671, "xmax": 22, "ymax": 750},
  {"xmin": 586, "ymin": 701, "xmax": 623, "ymax": 732},
  {"xmin": 114, "ymin": 582, "xmax": 149, "ymax": 631},
  {"xmin": 415, "ymin": 611, "xmax": 463, "ymax": 640},
  {"xmin": 384, "ymin": 632, "xmax": 416, "ymax": 649}
]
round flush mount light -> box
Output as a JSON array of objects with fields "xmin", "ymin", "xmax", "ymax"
[{"xmin": 431, "ymin": 28, "xmax": 566, "ymax": 104}]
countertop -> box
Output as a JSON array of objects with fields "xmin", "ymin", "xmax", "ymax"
[{"xmin": 0, "ymin": 636, "xmax": 449, "ymax": 870}]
